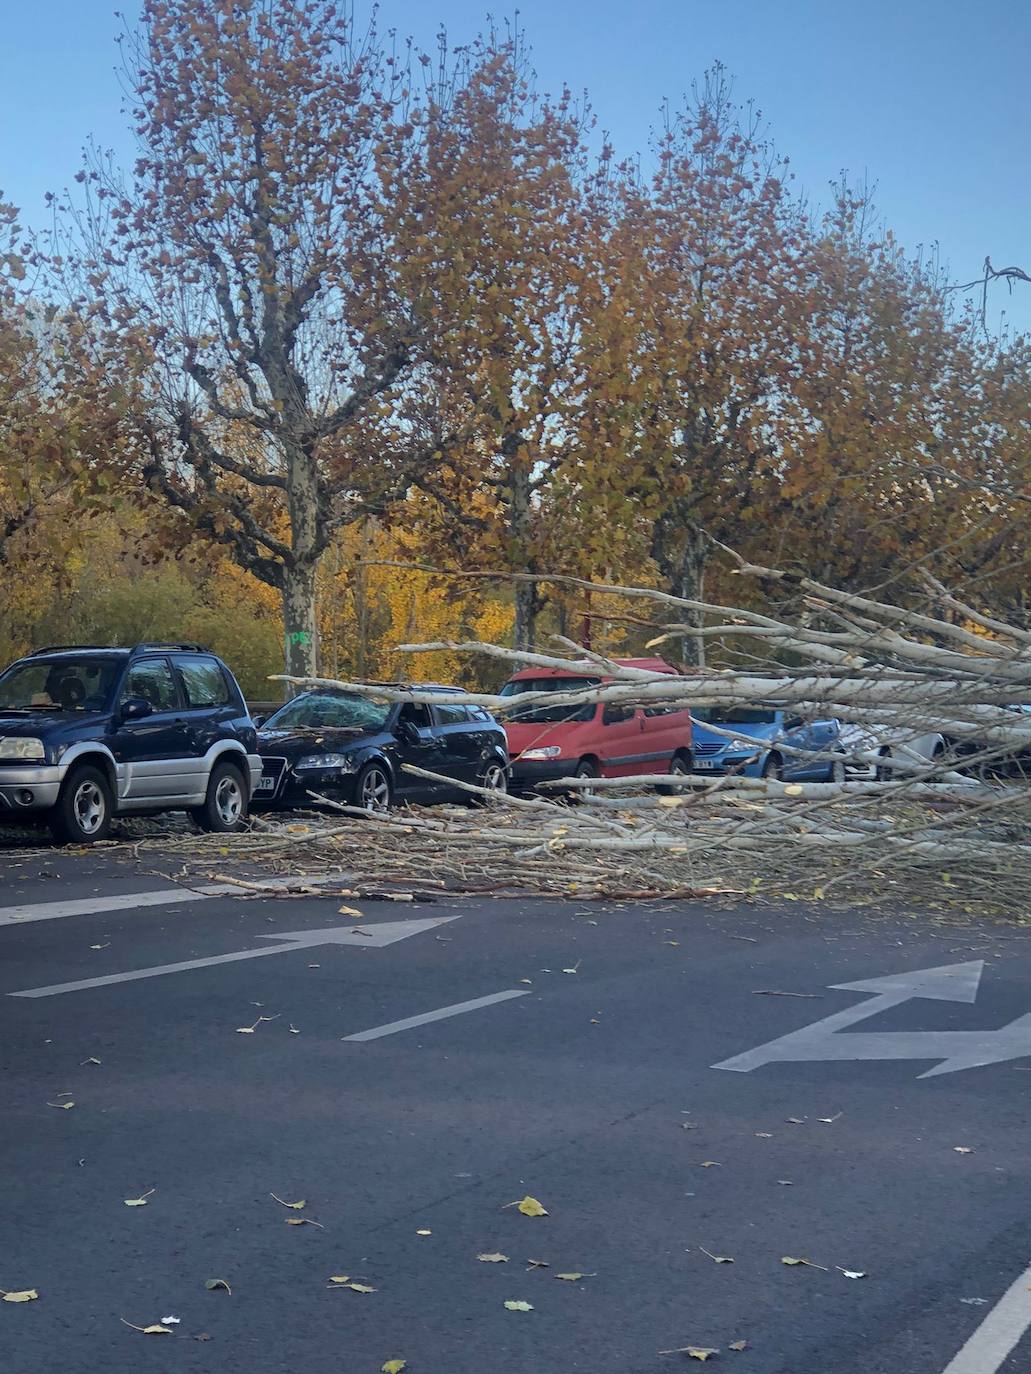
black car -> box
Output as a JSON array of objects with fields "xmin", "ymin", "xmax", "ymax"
[
  {"xmin": 254, "ymin": 685, "xmax": 509, "ymax": 810},
  {"xmin": 0, "ymin": 643, "xmax": 261, "ymax": 844}
]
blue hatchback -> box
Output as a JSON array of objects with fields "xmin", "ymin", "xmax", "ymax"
[{"xmin": 691, "ymin": 707, "xmax": 844, "ymax": 781}]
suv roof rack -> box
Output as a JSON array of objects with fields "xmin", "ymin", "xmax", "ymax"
[
  {"xmin": 130, "ymin": 642, "xmax": 206, "ymax": 655},
  {"xmin": 29, "ymin": 642, "xmax": 207, "ymax": 657}
]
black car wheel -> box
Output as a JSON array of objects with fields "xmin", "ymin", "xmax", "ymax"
[
  {"xmin": 191, "ymin": 759, "xmax": 247, "ymax": 833},
  {"xmin": 761, "ymin": 754, "xmax": 783, "ymax": 781},
  {"xmin": 356, "ymin": 762, "xmax": 392, "ymax": 813},
  {"xmin": 469, "ymin": 759, "xmax": 508, "ymax": 805},
  {"xmin": 49, "ymin": 764, "xmax": 114, "ymax": 845}
]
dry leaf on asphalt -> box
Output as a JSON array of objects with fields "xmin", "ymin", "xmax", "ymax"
[
  {"xmin": 659, "ymin": 1347, "xmax": 719, "ymax": 1361},
  {"xmin": 477, "ymin": 1253, "xmax": 509, "ymax": 1263},
  {"xmin": 781, "ymin": 1257, "xmax": 828, "ymax": 1270},
  {"xmin": 416, "ymin": 1229, "xmax": 432, "ymax": 1236},
  {"xmin": 270, "ymin": 1193, "xmax": 305, "ymax": 1209},
  {"xmin": 160, "ymin": 1316, "xmax": 181, "ymax": 1325},
  {"xmin": 755, "ymin": 1132, "xmax": 773, "ymax": 1138},
  {"xmin": 699, "ymin": 1161, "xmax": 721, "ymax": 1168},
  {"xmin": 729, "ymin": 1340, "xmax": 748, "ymax": 1352},
  {"xmin": 1, "ymin": 1289, "xmax": 38, "ymax": 1303},
  {"xmin": 327, "ymin": 1280, "xmax": 376, "ymax": 1293},
  {"xmin": 382, "ymin": 1362, "xmax": 407, "ymax": 1374},
  {"xmin": 204, "ymin": 1279, "xmax": 231, "ymax": 1293},
  {"xmin": 953, "ymin": 1146, "xmax": 974, "ymax": 1154},
  {"xmin": 47, "ymin": 1100, "xmax": 75, "ymax": 1110},
  {"xmin": 124, "ymin": 1189, "xmax": 155, "ymax": 1207},
  {"xmin": 504, "ymin": 1300, "xmax": 534, "ymax": 1311},
  {"xmin": 338, "ymin": 905, "xmax": 363, "ymax": 918},
  {"xmin": 526, "ymin": 1259, "xmax": 550, "ymax": 1270},
  {"xmin": 818, "ymin": 1113, "xmax": 843, "ymax": 1124},
  {"xmin": 838, "ymin": 1269, "xmax": 867, "ymax": 1279},
  {"xmin": 505, "ymin": 1196, "xmax": 548, "ymax": 1217},
  {"xmin": 80, "ymin": 1057, "xmax": 102, "ymax": 1066},
  {"xmin": 286, "ymin": 1217, "xmax": 323, "ymax": 1228},
  {"xmin": 120, "ymin": 1318, "xmax": 173, "ymax": 1334},
  {"xmin": 699, "ymin": 1249, "xmax": 734, "ymax": 1264},
  {"xmin": 786, "ymin": 1117, "xmax": 806, "ymax": 1125}
]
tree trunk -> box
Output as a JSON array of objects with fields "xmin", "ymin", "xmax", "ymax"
[
  {"xmin": 282, "ymin": 560, "xmax": 318, "ymax": 694},
  {"xmin": 513, "ymin": 578, "xmax": 539, "ymax": 651},
  {"xmin": 652, "ymin": 516, "xmax": 710, "ymax": 670}
]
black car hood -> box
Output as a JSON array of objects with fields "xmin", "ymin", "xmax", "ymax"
[{"xmin": 257, "ymin": 726, "xmax": 371, "ymax": 756}]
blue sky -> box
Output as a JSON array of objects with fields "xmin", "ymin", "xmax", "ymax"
[{"xmin": 2, "ymin": 0, "xmax": 1029, "ymax": 330}]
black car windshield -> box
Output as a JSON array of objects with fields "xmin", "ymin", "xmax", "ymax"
[
  {"xmin": 694, "ymin": 706, "xmax": 778, "ymax": 725},
  {"xmin": 264, "ymin": 692, "xmax": 391, "ymax": 731},
  {"xmin": 498, "ymin": 676, "xmax": 600, "ymax": 724},
  {"xmin": 0, "ymin": 657, "xmax": 122, "ymax": 711}
]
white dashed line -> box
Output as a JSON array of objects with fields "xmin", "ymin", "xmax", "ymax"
[
  {"xmin": 342, "ymin": 989, "xmax": 531, "ymax": 1042},
  {"xmin": 942, "ymin": 1261, "xmax": 1031, "ymax": 1374}
]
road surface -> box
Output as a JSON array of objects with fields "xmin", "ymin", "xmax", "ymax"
[{"xmin": 2, "ymin": 838, "xmax": 1030, "ymax": 1373}]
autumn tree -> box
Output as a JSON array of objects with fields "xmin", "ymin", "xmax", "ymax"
[{"xmin": 49, "ymin": 1, "xmax": 548, "ymax": 681}]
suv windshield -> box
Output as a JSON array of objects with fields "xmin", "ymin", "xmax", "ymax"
[
  {"xmin": 265, "ymin": 692, "xmax": 391, "ymax": 731},
  {"xmin": 499, "ymin": 676, "xmax": 600, "ymax": 724},
  {"xmin": 694, "ymin": 706, "xmax": 778, "ymax": 726},
  {"xmin": 0, "ymin": 657, "xmax": 123, "ymax": 711}
]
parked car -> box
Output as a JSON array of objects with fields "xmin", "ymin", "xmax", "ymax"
[
  {"xmin": 254, "ymin": 685, "xmax": 509, "ymax": 810},
  {"xmin": 942, "ymin": 705, "xmax": 1031, "ymax": 779},
  {"xmin": 0, "ymin": 643, "xmax": 261, "ymax": 843},
  {"xmin": 691, "ymin": 706, "xmax": 844, "ymax": 780},
  {"xmin": 837, "ymin": 723, "xmax": 946, "ymax": 780},
  {"xmin": 499, "ymin": 658, "xmax": 693, "ymax": 792}
]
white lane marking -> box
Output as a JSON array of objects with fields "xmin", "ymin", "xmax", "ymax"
[
  {"xmin": 0, "ymin": 886, "xmax": 230, "ymax": 927},
  {"xmin": 942, "ymin": 1260, "xmax": 1031, "ymax": 1374},
  {"xmin": 343, "ymin": 989, "xmax": 531, "ymax": 1042},
  {"xmin": 712, "ymin": 961, "xmax": 1031, "ymax": 1078},
  {"xmin": 0, "ymin": 872, "xmax": 369, "ymax": 928},
  {"xmin": 9, "ymin": 918, "xmax": 459, "ymax": 998}
]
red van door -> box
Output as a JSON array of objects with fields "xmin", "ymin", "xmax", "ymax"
[
  {"xmin": 638, "ymin": 705, "xmax": 693, "ymax": 775},
  {"xmin": 597, "ymin": 702, "xmax": 647, "ymax": 777}
]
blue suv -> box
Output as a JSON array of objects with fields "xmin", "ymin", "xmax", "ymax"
[{"xmin": 0, "ymin": 644, "xmax": 262, "ymax": 844}]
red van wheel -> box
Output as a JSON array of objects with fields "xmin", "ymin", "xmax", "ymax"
[{"xmin": 657, "ymin": 752, "xmax": 692, "ymax": 795}]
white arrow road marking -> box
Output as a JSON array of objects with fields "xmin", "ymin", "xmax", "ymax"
[
  {"xmin": 941, "ymin": 1260, "xmax": 1031, "ymax": 1374},
  {"xmin": 343, "ymin": 989, "xmax": 532, "ymax": 1041},
  {"xmin": 7, "ymin": 918, "xmax": 459, "ymax": 998},
  {"xmin": 0, "ymin": 872, "xmax": 369, "ymax": 928},
  {"xmin": 713, "ymin": 961, "xmax": 1031, "ymax": 1078}
]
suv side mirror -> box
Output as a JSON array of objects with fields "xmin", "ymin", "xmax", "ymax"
[
  {"xmin": 120, "ymin": 697, "xmax": 154, "ymax": 722},
  {"xmin": 252, "ymin": 714, "xmax": 266, "ymax": 728}
]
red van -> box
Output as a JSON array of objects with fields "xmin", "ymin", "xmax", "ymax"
[{"xmin": 499, "ymin": 658, "xmax": 693, "ymax": 792}]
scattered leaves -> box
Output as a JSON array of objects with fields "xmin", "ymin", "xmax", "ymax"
[
  {"xmin": 506, "ymin": 1196, "xmax": 548, "ymax": 1217},
  {"xmin": 120, "ymin": 1318, "xmax": 173, "ymax": 1334},
  {"xmin": 124, "ymin": 1189, "xmax": 155, "ymax": 1207},
  {"xmin": 504, "ymin": 1300, "xmax": 534, "ymax": 1311},
  {"xmin": 477, "ymin": 1253, "xmax": 509, "ymax": 1264},
  {"xmin": 327, "ymin": 1279, "xmax": 375, "ymax": 1293},
  {"xmin": 270, "ymin": 1193, "xmax": 305, "ymax": 1210},
  {"xmin": 204, "ymin": 1279, "xmax": 231, "ymax": 1293}
]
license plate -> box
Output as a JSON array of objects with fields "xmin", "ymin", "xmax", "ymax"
[
  {"xmin": 694, "ymin": 759, "xmax": 717, "ymax": 770},
  {"xmin": 256, "ymin": 775, "xmax": 277, "ymax": 792}
]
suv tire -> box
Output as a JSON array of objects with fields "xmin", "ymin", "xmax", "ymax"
[
  {"xmin": 49, "ymin": 764, "xmax": 114, "ymax": 845},
  {"xmin": 191, "ymin": 759, "xmax": 247, "ymax": 833}
]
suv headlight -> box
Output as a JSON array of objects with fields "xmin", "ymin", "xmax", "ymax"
[
  {"xmin": 0, "ymin": 737, "xmax": 45, "ymax": 762},
  {"xmin": 295, "ymin": 753, "xmax": 358, "ymax": 772},
  {"xmin": 520, "ymin": 746, "xmax": 562, "ymax": 761}
]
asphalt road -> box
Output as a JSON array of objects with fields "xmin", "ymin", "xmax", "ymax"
[{"xmin": 2, "ymin": 838, "xmax": 1031, "ymax": 1374}]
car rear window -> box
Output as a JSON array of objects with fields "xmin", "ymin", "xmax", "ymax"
[
  {"xmin": 175, "ymin": 656, "xmax": 231, "ymax": 708},
  {"xmin": 498, "ymin": 676, "xmax": 600, "ymax": 724}
]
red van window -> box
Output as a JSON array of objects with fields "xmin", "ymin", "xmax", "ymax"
[{"xmin": 498, "ymin": 676, "xmax": 600, "ymax": 723}]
